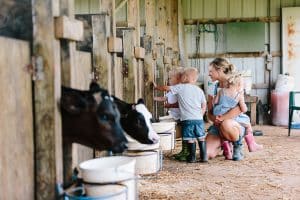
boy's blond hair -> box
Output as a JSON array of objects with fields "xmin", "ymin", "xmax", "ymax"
[
  {"xmin": 181, "ymin": 67, "xmax": 199, "ymax": 83},
  {"xmin": 168, "ymin": 67, "xmax": 184, "ymax": 77}
]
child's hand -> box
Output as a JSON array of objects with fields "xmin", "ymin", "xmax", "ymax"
[{"xmin": 215, "ymin": 115, "xmax": 224, "ymax": 125}]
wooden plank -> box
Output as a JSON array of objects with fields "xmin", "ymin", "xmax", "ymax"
[
  {"xmin": 184, "ymin": 16, "xmax": 280, "ymax": 24},
  {"xmin": 114, "ymin": 57, "xmax": 124, "ymax": 98},
  {"xmin": 0, "ymin": 37, "xmax": 34, "ymax": 200},
  {"xmin": 155, "ymin": 44, "xmax": 165, "ymax": 118},
  {"xmin": 92, "ymin": 14, "xmax": 112, "ymax": 92},
  {"xmin": 138, "ymin": 60, "xmax": 145, "ymax": 98},
  {"xmin": 143, "ymin": 0, "xmax": 156, "ymax": 113},
  {"xmin": 32, "ymin": 0, "xmax": 62, "ymax": 199},
  {"xmin": 178, "ymin": 0, "xmax": 188, "ymax": 66},
  {"xmin": 171, "ymin": 0, "xmax": 179, "ymax": 52},
  {"xmin": 55, "ymin": 16, "xmax": 84, "ymax": 41},
  {"xmin": 157, "ymin": 0, "xmax": 167, "ymax": 43},
  {"xmin": 72, "ymin": 51, "xmax": 93, "ymax": 169},
  {"xmin": 59, "ymin": 0, "xmax": 79, "ymax": 184},
  {"xmin": 123, "ymin": 30, "xmax": 138, "ymax": 102}
]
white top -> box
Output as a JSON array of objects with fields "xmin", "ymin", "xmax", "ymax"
[
  {"xmin": 170, "ymin": 83, "xmax": 206, "ymax": 121},
  {"xmin": 165, "ymin": 91, "xmax": 180, "ymax": 120}
]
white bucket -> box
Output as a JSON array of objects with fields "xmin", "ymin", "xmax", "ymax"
[
  {"xmin": 84, "ymin": 184, "xmax": 127, "ymax": 199},
  {"xmin": 79, "ymin": 156, "xmax": 137, "ymax": 200},
  {"xmin": 127, "ymin": 139, "xmax": 160, "ymax": 151},
  {"xmin": 79, "ymin": 156, "xmax": 136, "ymax": 182},
  {"xmin": 158, "ymin": 133, "xmax": 175, "ymax": 151},
  {"xmin": 159, "ymin": 115, "xmax": 175, "ymax": 122},
  {"xmin": 152, "ymin": 122, "xmax": 176, "ymax": 134},
  {"xmin": 65, "ymin": 185, "xmax": 127, "ymax": 200},
  {"xmin": 124, "ymin": 150, "xmax": 161, "ymax": 175}
]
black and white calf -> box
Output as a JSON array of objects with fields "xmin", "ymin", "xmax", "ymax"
[
  {"xmin": 61, "ymin": 83, "xmax": 127, "ymax": 153},
  {"xmin": 112, "ymin": 96, "xmax": 159, "ymax": 144}
]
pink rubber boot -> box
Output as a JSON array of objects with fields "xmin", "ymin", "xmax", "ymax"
[
  {"xmin": 222, "ymin": 141, "xmax": 233, "ymax": 160},
  {"xmin": 244, "ymin": 132, "xmax": 263, "ymax": 152}
]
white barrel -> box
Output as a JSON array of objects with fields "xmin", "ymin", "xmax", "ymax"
[{"xmin": 124, "ymin": 150, "xmax": 161, "ymax": 175}]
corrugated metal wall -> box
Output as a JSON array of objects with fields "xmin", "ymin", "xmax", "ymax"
[{"xmin": 183, "ymin": 0, "xmax": 300, "ymax": 103}]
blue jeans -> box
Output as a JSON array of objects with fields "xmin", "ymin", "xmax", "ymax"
[{"xmin": 181, "ymin": 120, "xmax": 205, "ymax": 141}]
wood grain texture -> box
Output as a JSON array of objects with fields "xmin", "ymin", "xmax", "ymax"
[{"xmin": 0, "ymin": 37, "xmax": 34, "ymax": 200}]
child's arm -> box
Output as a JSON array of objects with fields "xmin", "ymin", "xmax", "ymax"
[
  {"xmin": 154, "ymin": 96, "xmax": 167, "ymax": 102},
  {"xmin": 238, "ymin": 92, "xmax": 248, "ymax": 113},
  {"xmin": 165, "ymin": 102, "xmax": 179, "ymax": 108},
  {"xmin": 153, "ymin": 81, "xmax": 171, "ymax": 91}
]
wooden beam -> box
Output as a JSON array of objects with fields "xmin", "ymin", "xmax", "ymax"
[
  {"xmin": 116, "ymin": 0, "xmax": 128, "ymax": 13},
  {"xmin": 184, "ymin": 16, "xmax": 280, "ymax": 25},
  {"xmin": 156, "ymin": 0, "xmax": 167, "ymax": 44},
  {"xmin": 123, "ymin": 29, "xmax": 138, "ymax": 102},
  {"xmin": 59, "ymin": 0, "xmax": 79, "ymax": 185},
  {"xmin": 143, "ymin": 0, "xmax": 156, "ymax": 114},
  {"xmin": 188, "ymin": 51, "xmax": 281, "ymax": 59},
  {"xmin": 155, "ymin": 43, "xmax": 166, "ymax": 118},
  {"xmin": 32, "ymin": 0, "xmax": 62, "ymax": 199},
  {"xmin": 171, "ymin": 0, "xmax": 179, "ymax": 52},
  {"xmin": 54, "ymin": 16, "xmax": 84, "ymax": 41},
  {"xmin": 100, "ymin": 0, "xmax": 116, "ymax": 95},
  {"xmin": 178, "ymin": 0, "xmax": 187, "ymax": 67},
  {"xmin": 92, "ymin": 14, "xmax": 113, "ymax": 92}
]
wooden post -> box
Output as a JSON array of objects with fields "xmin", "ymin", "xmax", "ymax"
[
  {"xmin": 122, "ymin": 29, "xmax": 138, "ymax": 102},
  {"xmin": 171, "ymin": 0, "xmax": 179, "ymax": 53},
  {"xmin": 156, "ymin": 43, "xmax": 165, "ymax": 118},
  {"xmin": 178, "ymin": 0, "xmax": 187, "ymax": 67},
  {"xmin": 143, "ymin": 0, "xmax": 156, "ymax": 114},
  {"xmin": 100, "ymin": 0, "xmax": 116, "ymax": 94},
  {"xmin": 32, "ymin": 0, "xmax": 62, "ymax": 199},
  {"xmin": 92, "ymin": 14, "xmax": 112, "ymax": 92}
]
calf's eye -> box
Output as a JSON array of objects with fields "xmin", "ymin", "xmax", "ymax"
[{"xmin": 99, "ymin": 114, "xmax": 108, "ymax": 121}]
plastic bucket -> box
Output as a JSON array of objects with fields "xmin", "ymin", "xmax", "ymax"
[
  {"xmin": 124, "ymin": 150, "xmax": 161, "ymax": 175},
  {"xmin": 64, "ymin": 185, "xmax": 127, "ymax": 200}
]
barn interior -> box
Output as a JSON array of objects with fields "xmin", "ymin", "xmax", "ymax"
[{"xmin": 1, "ymin": 0, "xmax": 300, "ymax": 199}]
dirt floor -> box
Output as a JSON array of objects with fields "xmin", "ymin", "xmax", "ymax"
[{"xmin": 138, "ymin": 125, "xmax": 300, "ymax": 200}]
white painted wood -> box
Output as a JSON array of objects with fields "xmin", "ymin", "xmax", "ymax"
[{"xmin": 282, "ymin": 7, "xmax": 300, "ymax": 91}]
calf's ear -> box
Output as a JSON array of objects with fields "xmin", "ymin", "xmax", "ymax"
[
  {"xmin": 89, "ymin": 81, "xmax": 101, "ymax": 93},
  {"xmin": 60, "ymin": 93, "xmax": 86, "ymax": 114}
]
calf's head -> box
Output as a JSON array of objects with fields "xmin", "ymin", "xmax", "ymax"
[
  {"xmin": 113, "ymin": 96, "xmax": 159, "ymax": 144},
  {"xmin": 61, "ymin": 83, "xmax": 127, "ymax": 153}
]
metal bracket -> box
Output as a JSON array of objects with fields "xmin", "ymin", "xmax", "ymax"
[{"xmin": 27, "ymin": 56, "xmax": 44, "ymax": 81}]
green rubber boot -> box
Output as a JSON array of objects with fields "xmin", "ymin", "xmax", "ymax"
[{"xmin": 174, "ymin": 140, "xmax": 189, "ymax": 161}]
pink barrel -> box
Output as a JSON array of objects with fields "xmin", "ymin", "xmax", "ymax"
[{"xmin": 271, "ymin": 90, "xmax": 289, "ymax": 126}]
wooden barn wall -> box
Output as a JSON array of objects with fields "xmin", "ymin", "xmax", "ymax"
[
  {"xmin": 0, "ymin": 37, "xmax": 34, "ymax": 200},
  {"xmin": 182, "ymin": 0, "xmax": 300, "ymax": 104}
]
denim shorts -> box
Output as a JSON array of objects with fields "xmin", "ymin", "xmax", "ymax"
[
  {"xmin": 181, "ymin": 120, "xmax": 205, "ymax": 140},
  {"xmin": 207, "ymin": 124, "xmax": 245, "ymax": 137}
]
